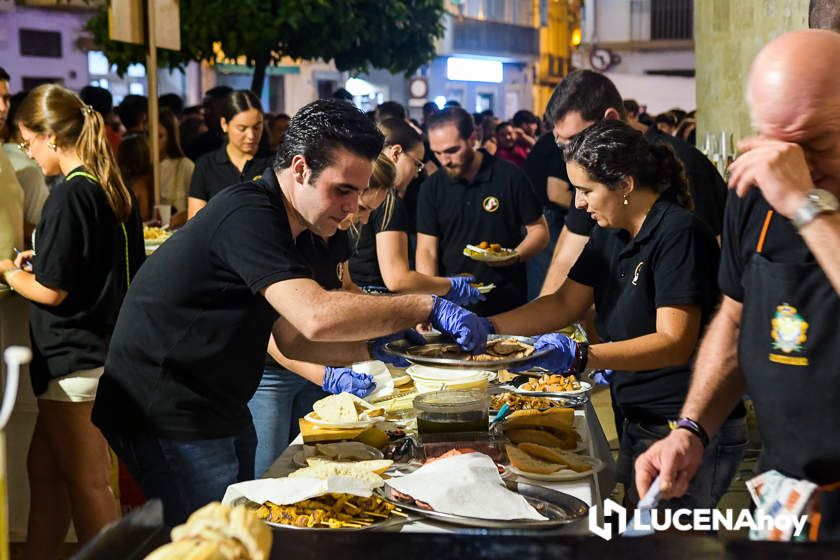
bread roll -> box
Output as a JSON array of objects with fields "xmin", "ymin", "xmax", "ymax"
[
  {"xmin": 145, "ymin": 539, "xmax": 230, "ymax": 560},
  {"xmin": 305, "ymin": 458, "xmax": 393, "ymax": 474},
  {"xmin": 289, "ymin": 462, "xmax": 385, "ymax": 488},
  {"xmin": 503, "ymin": 408, "xmax": 574, "ymax": 430},
  {"xmin": 517, "ymin": 442, "xmax": 592, "ymax": 473},
  {"xmin": 505, "ymin": 428, "xmax": 569, "ymax": 449},
  {"xmin": 505, "ymin": 444, "xmax": 560, "ymax": 475}
]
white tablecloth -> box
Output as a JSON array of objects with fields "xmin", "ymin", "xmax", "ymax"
[{"xmin": 263, "ymin": 402, "xmax": 616, "ymax": 535}]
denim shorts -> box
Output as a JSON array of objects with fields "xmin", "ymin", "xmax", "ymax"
[
  {"xmin": 106, "ymin": 422, "xmax": 257, "ymax": 526},
  {"xmin": 618, "ymin": 415, "xmax": 747, "ymax": 509}
]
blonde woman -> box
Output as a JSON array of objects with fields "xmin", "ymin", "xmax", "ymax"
[
  {"xmin": 347, "ymin": 119, "xmax": 482, "ymax": 307},
  {"xmin": 0, "ymin": 84, "xmax": 144, "ymax": 559}
]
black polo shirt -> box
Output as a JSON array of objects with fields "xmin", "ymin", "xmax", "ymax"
[
  {"xmin": 28, "ymin": 168, "xmax": 145, "ymax": 395},
  {"xmin": 92, "ymin": 170, "xmax": 313, "ymax": 440},
  {"xmin": 719, "ymin": 189, "xmax": 815, "ymax": 302},
  {"xmin": 349, "ymin": 193, "xmax": 411, "ymax": 288},
  {"xmin": 263, "ymin": 228, "xmax": 352, "ymax": 370},
  {"xmin": 416, "ymin": 152, "xmax": 543, "ymax": 316},
  {"xmin": 564, "ymin": 127, "xmax": 728, "ymax": 237},
  {"xmin": 523, "ymin": 132, "xmax": 571, "ymax": 220},
  {"xmin": 188, "ymin": 145, "xmax": 274, "ymax": 202},
  {"xmin": 568, "ymin": 198, "xmax": 721, "ymax": 420}
]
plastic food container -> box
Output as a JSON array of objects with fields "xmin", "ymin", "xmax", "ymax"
[
  {"xmin": 406, "ymin": 365, "xmax": 492, "ymax": 393},
  {"xmin": 413, "ymin": 390, "xmax": 489, "ymax": 437}
]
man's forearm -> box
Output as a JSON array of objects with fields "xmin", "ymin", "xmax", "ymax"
[
  {"xmin": 799, "ymin": 212, "xmax": 840, "ymax": 296},
  {"xmin": 679, "ymin": 296, "xmax": 748, "ymax": 437},
  {"xmin": 272, "ymin": 317, "xmax": 372, "ymax": 364},
  {"xmin": 306, "ymin": 290, "xmax": 434, "ymax": 341}
]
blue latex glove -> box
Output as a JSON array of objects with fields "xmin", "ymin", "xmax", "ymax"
[
  {"xmin": 511, "ymin": 333, "xmax": 577, "ymax": 373},
  {"xmin": 371, "ymin": 329, "xmax": 427, "ymax": 368},
  {"xmin": 428, "ymin": 296, "xmax": 492, "ymax": 354},
  {"xmin": 592, "ymin": 369, "xmax": 614, "ymax": 385},
  {"xmin": 322, "ymin": 366, "xmax": 375, "ymax": 397},
  {"xmin": 444, "ymin": 276, "xmax": 485, "ymax": 307}
]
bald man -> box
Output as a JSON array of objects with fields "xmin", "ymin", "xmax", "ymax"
[{"xmin": 635, "ymin": 29, "xmax": 840, "ymax": 541}]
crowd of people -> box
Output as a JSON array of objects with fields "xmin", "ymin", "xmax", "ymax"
[{"xmin": 0, "ymin": 12, "xmax": 839, "ymax": 557}]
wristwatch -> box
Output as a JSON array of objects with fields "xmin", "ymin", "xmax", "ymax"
[{"xmin": 792, "ymin": 188, "xmax": 839, "ymax": 230}]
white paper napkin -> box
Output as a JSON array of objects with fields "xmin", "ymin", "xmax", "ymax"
[
  {"xmin": 386, "ymin": 453, "xmax": 547, "ymax": 520},
  {"xmin": 222, "ymin": 476, "xmax": 372, "ymax": 507}
]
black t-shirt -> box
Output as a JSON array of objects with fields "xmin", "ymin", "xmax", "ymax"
[
  {"xmin": 564, "ymin": 127, "xmax": 728, "ymax": 237},
  {"xmin": 92, "ymin": 170, "xmax": 313, "ymax": 439},
  {"xmin": 718, "ymin": 189, "xmax": 815, "ymax": 302},
  {"xmin": 263, "ymin": 228, "xmax": 353, "ymax": 370},
  {"xmin": 184, "ymin": 129, "xmax": 224, "ymax": 162},
  {"xmin": 416, "ymin": 153, "xmax": 543, "ymax": 316},
  {"xmin": 188, "ymin": 145, "xmax": 274, "ymax": 202},
  {"xmin": 349, "ymin": 193, "xmax": 411, "ymax": 288},
  {"xmin": 568, "ymin": 198, "xmax": 721, "ymax": 419},
  {"xmin": 28, "ymin": 168, "xmax": 145, "ymax": 395},
  {"xmin": 523, "ymin": 133, "xmax": 571, "ymax": 222}
]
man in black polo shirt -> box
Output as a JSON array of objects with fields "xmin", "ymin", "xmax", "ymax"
[
  {"xmin": 636, "ymin": 29, "xmax": 840, "ymax": 541},
  {"xmin": 92, "ymin": 99, "xmax": 489, "ymax": 525},
  {"xmin": 539, "ymin": 70, "xmax": 727, "ymax": 295},
  {"xmin": 416, "ymin": 107, "xmax": 548, "ymax": 316}
]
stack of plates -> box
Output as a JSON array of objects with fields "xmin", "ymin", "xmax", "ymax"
[{"xmin": 405, "ymin": 365, "xmax": 496, "ymax": 393}]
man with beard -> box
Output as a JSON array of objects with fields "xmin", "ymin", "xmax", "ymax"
[{"xmin": 416, "ymin": 107, "xmax": 549, "ymax": 315}]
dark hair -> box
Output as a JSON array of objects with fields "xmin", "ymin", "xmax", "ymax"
[
  {"xmin": 159, "ymin": 93, "xmax": 184, "ymax": 118},
  {"xmin": 427, "ymin": 106, "xmax": 474, "ymax": 140},
  {"xmin": 668, "ymin": 108, "xmax": 687, "ymax": 123},
  {"xmin": 18, "ymin": 84, "xmax": 133, "ymax": 220},
  {"xmin": 545, "ymin": 69, "xmax": 627, "ymax": 124},
  {"xmin": 480, "ymin": 116, "xmax": 499, "ymax": 143},
  {"xmin": 512, "ymin": 110, "xmax": 539, "ymax": 129},
  {"xmin": 638, "ymin": 112, "xmax": 654, "ymax": 127},
  {"xmin": 623, "ymin": 99, "xmax": 640, "ymax": 117},
  {"xmin": 0, "ymin": 66, "xmax": 8, "ymax": 81},
  {"xmin": 495, "ymin": 121, "xmax": 513, "ymax": 136},
  {"xmin": 79, "ymin": 86, "xmax": 113, "ymax": 117},
  {"xmin": 375, "ymin": 101, "xmax": 406, "ymax": 123},
  {"xmin": 421, "ymin": 101, "xmax": 438, "ymax": 120},
  {"xmin": 159, "ymin": 108, "xmax": 185, "ymax": 159},
  {"xmin": 204, "ymin": 85, "xmax": 233, "ymax": 102},
  {"xmin": 116, "ymin": 94, "xmax": 148, "ymax": 130},
  {"xmin": 378, "ymin": 118, "xmax": 422, "ymax": 152},
  {"xmin": 117, "ymin": 133, "xmax": 152, "ymax": 184},
  {"xmin": 654, "ymin": 112, "xmax": 677, "ymax": 127},
  {"xmin": 810, "ymin": 0, "xmax": 840, "ymax": 29},
  {"xmin": 7, "ymin": 91, "xmax": 30, "ymax": 134},
  {"xmin": 183, "ymin": 105, "xmax": 203, "ymax": 118},
  {"xmin": 331, "ymin": 88, "xmax": 354, "ymax": 102},
  {"xmin": 563, "ymin": 119, "xmax": 693, "ymax": 211},
  {"xmin": 273, "ymin": 98, "xmax": 384, "ymax": 181},
  {"xmin": 443, "ymin": 99, "xmax": 462, "ymax": 108},
  {"xmin": 220, "ymin": 90, "xmax": 263, "ymax": 124}
]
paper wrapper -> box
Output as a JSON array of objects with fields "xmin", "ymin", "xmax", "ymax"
[
  {"xmin": 354, "ymin": 360, "xmax": 395, "ymax": 402},
  {"xmin": 222, "ymin": 476, "xmax": 373, "ymax": 507},
  {"xmin": 387, "ymin": 452, "xmax": 547, "ymax": 520}
]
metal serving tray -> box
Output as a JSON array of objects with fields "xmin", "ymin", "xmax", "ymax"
[
  {"xmin": 377, "ymin": 479, "xmax": 588, "ymax": 529},
  {"xmin": 384, "ymin": 334, "xmax": 550, "ymax": 371}
]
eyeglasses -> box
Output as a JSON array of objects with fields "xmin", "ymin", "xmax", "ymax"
[{"xmin": 405, "ymin": 151, "xmax": 425, "ymax": 175}]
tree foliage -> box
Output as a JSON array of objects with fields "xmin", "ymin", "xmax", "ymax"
[{"xmin": 85, "ymin": 0, "xmax": 445, "ymax": 93}]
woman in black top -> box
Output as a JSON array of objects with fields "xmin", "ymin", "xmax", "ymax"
[
  {"xmin": 348, "ymin": 118, "xmax": 482, "ymax": 307},
  {"xmin": 0, "ymin": 84, "xmax": 144, "ymax": 558},
  {"xmin": 490, "ymin": 120, "xmax": 746, "ymax": 509},
  {"xmin": 187, "ymin": 90, "xmax": 272, "ymax": 219}
]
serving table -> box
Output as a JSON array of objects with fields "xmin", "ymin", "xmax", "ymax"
[{"xmin": 263, "ymin": 401, "xmax": 616, "ymax": 536}]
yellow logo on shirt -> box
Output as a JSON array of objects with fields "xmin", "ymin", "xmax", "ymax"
[
  {"xmin": 483, "ymin": 196, "xmax": 500, "ymax": 213},
  {"xmin": 769, "ymin": 303, "xmax": 809, "ymax": 366}
]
